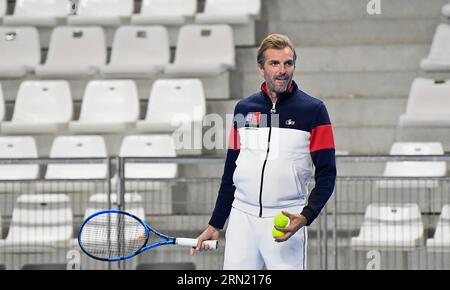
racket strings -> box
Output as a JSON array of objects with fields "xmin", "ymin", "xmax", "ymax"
[{"xmin": 80, "ymin": 212, "xmax": 148, "ymax": 259}]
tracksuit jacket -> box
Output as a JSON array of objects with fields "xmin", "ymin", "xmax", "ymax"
[{"xmin": 209, "ymin": 81, "xmax": 337, "ymax": 229}]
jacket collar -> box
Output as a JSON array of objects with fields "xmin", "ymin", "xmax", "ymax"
[{"xmin": 260, "ymin": 80, "xmax": 298, "ymax": 104}]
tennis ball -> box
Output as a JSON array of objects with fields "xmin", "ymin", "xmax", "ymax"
[
  {"xmin": 274, "ymin": 213, "xmax": 289, "ymax": 228},
  {"xmin": 272, "ymin": 227, "xmax": 284, "ymax": 238}
]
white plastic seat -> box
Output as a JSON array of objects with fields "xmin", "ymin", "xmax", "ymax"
[
  {"xmin": 35, "ymin": 26, "xmax": 106, "ymax": 77},
  {"xmin": 164, "ymin": 25, "xmax": 235, "ymax": 77},
  {"xmin": 0, "ymin": 137, "xmax": 39, "ymax": 180},
  {"xmin": 3, "ymin": 0, "xmax": 69, "ymax": 27},
  {"xmin": 1, "ymin": 81, "xmax": 72, "ymax": 134},
  {"xmin": 420, "ymin": 24, "xmax": 450, "ymax": 72},
  {"xmin": 100, "ymin": 26, "xmax": 169, "ymax": 77},
  {"xmin": 427, "ymin": 204, "xmax": 450, "ymax": 252},
  {"xmin": 376, "ymin": 142, "xmax": 447, "ymax": 189},
  {"xmin": 0, "ymin": 194, "xmax": 73, "ymax": 252},
  {"xmin": 45, "ymin": 135, "xmax": 107, "ymax": 179},
  {"xmin": 137, "ymin": 79, "xmax": 206, "ymax": 132},
  {"xmin": 196, "ymin": 0, "xmax": 261, "ymax": 25},
  {"xmin": 0, "ymin": 26, "xmax": 40, "ymax": 78},
  {"xmin": 398, "ymin": 78, "xmax": 450, "ymax": 127},
  {"xmin": 351, "ymin": 203, "xmax": 424, "ymax": 251},
  {"xmin": 67, "ymin": 0, "xmax": 133, "ymax": 26},
  {"xmin": 69, "ymin": 80, "xmax": 139, "ymax": 133},
  {"xmin": 131, "ymin": 0, "xmax": 197, "ymax": 25},
  {"xmin": 443, "ymin": 2, "xmax": 450, "ymax": 17}
]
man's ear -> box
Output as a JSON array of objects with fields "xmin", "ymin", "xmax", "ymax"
[{"xmin": 257, "ymin": 63, "xmax": 265, "ymax": 77}]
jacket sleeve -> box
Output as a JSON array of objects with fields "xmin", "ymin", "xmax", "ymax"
[
  {"xmin": 208, "ymin": 111, "xmax": 240, "ymax": 229},
  {"xmin": 300, "ymin": 102, "xmax": 337, "ymax": 226}
]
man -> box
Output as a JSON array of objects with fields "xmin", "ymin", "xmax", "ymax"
[{"xmin": 190, "ymin": 34, "xmax": 336, "ymax": 270}]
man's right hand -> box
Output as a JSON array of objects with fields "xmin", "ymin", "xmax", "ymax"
[{"xmin": 189, "ymin": 225, "xmax": 220, "ymax": 256}]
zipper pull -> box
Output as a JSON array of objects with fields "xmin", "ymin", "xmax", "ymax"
[{"xmin": 270, "ymin": 102, "xmax": 276, "ymax": 114}]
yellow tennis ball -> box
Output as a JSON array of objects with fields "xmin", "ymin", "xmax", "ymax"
[
  {"xmin": 274, "ymin": 213, "xmax": 289, "ymax": 228},
  {"xmin": 272, "ymin": 227, "xmax": 284, "ymax": 238}
]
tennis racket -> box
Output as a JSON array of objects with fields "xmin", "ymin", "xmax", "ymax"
[{"xmin": 78, "ymin": 210, "xmax": 218, "ymax": 261}]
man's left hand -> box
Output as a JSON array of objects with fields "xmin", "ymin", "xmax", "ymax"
[{"xmin": 274, "ymin": 211, "xmax": 308, "ymax": 242}]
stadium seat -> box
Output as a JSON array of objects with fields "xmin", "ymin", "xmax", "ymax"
[
  {"xmin": 69, "ymin": 80, "xmax": 139, "ymax": 133},
  {"xmin": 0, "ymin": 194, "xmax": 73, "ymax": 252},
  {"xmin": 67, "ymin": 0, "xmax": 133, "ymax": 26},
  {"xmin": 351, "ymin": 203, "xmax": 424, "ymax": 251},
  {"xmin": 0, "ymin": 83, "xmax": 4, "ymax": 122},
  {"xmin": 21, "ymin": 263, "xmax": 67, "ymax": 270},
  {"xmin": 420, "ymin": 24, "xmax": 450, "ymax": 72},
  {"xmin": 100, "ymin": 26, "xmax": 170, "ymax": 77},
  {"xmin": 0, "ymin": 136, "xmax": 39, "ymax": 180},
  {"xmin": 195, "ymin": 0, "xmax": 260, "ymax": 45},
  {"xmin": 165, "ymin": 25, "xmax": 235, "ymax": 77},
  {"xmin": 442, "ymin": 1, "xmax": 450, "ymax": 17},
  {"xmin": 3, "ymin": 0, "xmax": 69, "ymax": 27},
  {"xmin": 375, "ymin": 142, "xmax": 447, "ymax": 189},
  {"xmin": 44, "ymin": 135, "xmax": 108, "ymax": 180},
  {"xmin": 136, "ymin": 262, "xmax": 196, "ymax": 270},
  {"xmin": 34, "ymin": 26, "xmax": 106, "ymax": 77},
  {"xmin": 427, "ymin": 204, "xmax": 450, "ymax": 252},
  {"xmin": 131, "ymin": 0, "xmax": 197, "ymax": 26},
  {"xmin": 0, "ymin": 26, "xmax": 40, "ymax": 78},
  {"xmin": 398, "ymin": 78, "xmax": 450, "ymax": 127},
  {"xmin": 1, "ymin": 81, "xmax": 72, "ymax": 134},
  {"xmin": 137, "ymin": 79, "xmax": 206, "ymax": 133},
  {"xmin": 197, "ymin": 0, "xmax": 260, "ymax": 24}
]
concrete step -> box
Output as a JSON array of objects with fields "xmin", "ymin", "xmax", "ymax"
[
  {"xmin": 243, "ymin": 71, "xmax": 417, "ymax": 99},
  {"xmin": 267, "ymin": 19, "xmax": 441, "ymax": 46},
  {"xmin": 334, "ymin": 126, "xmax": 396, "ymax": 154},
  {"xmin": 237, "ymin": 45, "xmax": 429, "ymax": 73},
  {"xmin": 263, "ymin": 0, "xmax": 449, "ymax": 22}
]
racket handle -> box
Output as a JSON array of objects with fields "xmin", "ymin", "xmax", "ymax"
[{"xmin": 175, "ymin": 238, "xmax": 218, "ymax": 250}]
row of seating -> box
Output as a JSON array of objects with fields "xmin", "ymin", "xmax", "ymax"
[
  {"xmin": 0, "ymin": 135, "xmax": 177, "ymax": 180},
  {"xmin": 0, "ymin": 0, "xmax": 260, "ymax": 27},
  {"xmin": 352, "ymin": 203, "xmax": 450, "ymax": 252},
  {"xmin": 0, "ymin": 79, "xmax": 206, "ymax": 134},
  {"xmin": 0, "ymin": 25, "xmax": 235, "ymax": 78},
  {"xmin": 420, "ymin": 23, "xmax": 450, "ymax": 72}
]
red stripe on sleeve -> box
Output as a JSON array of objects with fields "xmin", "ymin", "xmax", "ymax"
[
  {"xmin": 310, "ymin": 124, "xmax": 335, "ymax": 152},
  {"xmin": 228, "ymin": 127, "xmax": 240, "ymax": 150}
]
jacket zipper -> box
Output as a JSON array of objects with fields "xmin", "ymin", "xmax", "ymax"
[{"xmin": 258, "ymin": 102, "xmax": 277, "ymax": 217}]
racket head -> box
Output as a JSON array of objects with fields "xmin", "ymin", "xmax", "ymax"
[{"xmin": 78, "ymin": 210, "xmax": 150, "ymax": 261}]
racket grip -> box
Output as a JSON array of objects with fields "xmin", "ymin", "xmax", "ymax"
[{"xmin": 175, "ymin": 238, "xmax": 218, "ymax": 250}]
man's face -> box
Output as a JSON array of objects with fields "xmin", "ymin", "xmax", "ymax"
[{"xmin": 258, "ymin": 47, "xmax": 296, "ymax": 95}]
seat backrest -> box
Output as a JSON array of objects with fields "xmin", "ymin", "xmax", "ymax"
[
  {"xmin": 120, "ymin": 135, "xmax": 178, "ymax": 178},
  {"xmin": 109, "ymin": 26, "xmax": 169, "ymax": 66},
  {"xmin": 433, "ymin": 204, "xmax": 450, "ymax": 240},
  {"xmin": 85, "ymin": 193, "xmax": 145, "ymax": 220},
  {"xmin": 203, "ymin": 0, "xmax": 261, "ymax": 15},
  {"xmin": 140, "ymin": 0, "xmax": 196, "ymax": 16},
  {"xmin": 0, "ymin": 26, "xmax": 40, "ymax": 67},
  {"xmin": 0, "ymin": 83, "xmax": 4, "ymax": 121},
  {"xmin": 365, "ymin": 203, "xmax": 422, "ymax": 223},
  {"xmin": 405, "ymin": 78, "xmax": 450, "ymax": 115},
  {"xmin": 45, "ymin": 135, "xmax": 107, "ymax": 179},
  {"xmin": 145, "ymin": 79, "xmax": 206, "ymax": 124},
  {"xmin": 427, "ymin": 24, "xmax": 450, "ymax": 59},
  {"xmin": 173, "ymin": 25, "xmax": 234, "ymax": 68},
  {"xmin": 12, "ymin": 80, "xmax": 72, "ymax": 123},
  {"xmin": 7, "ymin": 194, "xmax": 73, "ymax": 242},
  {"xmin": 79, "ymin": 80, "xmax": 139, "ymax": 123},
  {"xmin": 45, "ymin": 26, "xmax": 106, "ymax": 66},
  {"xmin": 12, "ymin": 0, "xmax": 69, "ymax": 17},
  {"xmin": 0, "ymin": 137, "xmax": 39, "ymax": 180},
  {"xmin": 77, "ymin": 0, "xmax": 133, "ymax": 16},
  {"xmin": 384, "ymin": 142, "xmax": 446, "ymax": 177}
]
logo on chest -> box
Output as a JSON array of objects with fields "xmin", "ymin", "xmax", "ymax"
[{"xmin": 285, "ymin": 119, "xmax": 296, "ymax": 126}]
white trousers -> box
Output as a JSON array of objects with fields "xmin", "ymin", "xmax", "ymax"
[{"xmin": 223, "ymin": 207, "xmax": 307, "ymax": 270}]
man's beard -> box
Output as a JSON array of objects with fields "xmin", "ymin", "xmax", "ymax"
[{"xmin": 266, "ymin": 73, "xmax": 292, "ymax": 94}]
